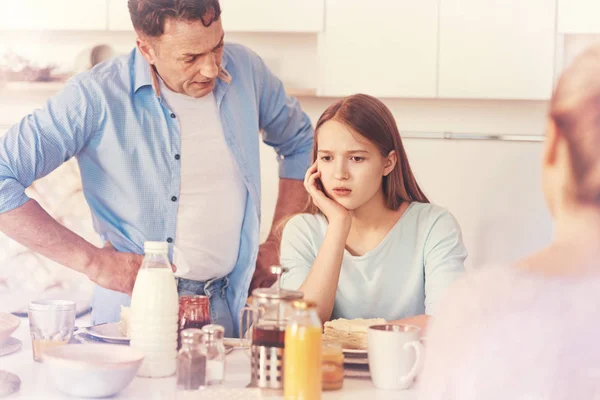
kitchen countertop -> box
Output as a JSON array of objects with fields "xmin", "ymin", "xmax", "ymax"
[{"xmin": 3, "ymin": 316, "xmax": 419, "ymax": 399}]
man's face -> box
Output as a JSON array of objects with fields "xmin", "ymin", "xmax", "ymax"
[{"xmin": 138, "ymin": 18, "xmax": 225, "ymax": 98}]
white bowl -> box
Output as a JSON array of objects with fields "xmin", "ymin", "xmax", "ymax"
[
  {"xmin": 0, "ymin": 312, "xmax": 20, "ymax": 344},
  {"xmin": 42, "ymin": 343, "xmax": 144, "ymax": 398}
]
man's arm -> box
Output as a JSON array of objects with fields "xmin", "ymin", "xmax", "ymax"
[
  {"xmin": 0, "ymin": 199, "xmax": 143, "ymax": 294},
  {"xmin": 0, "ymin": 80, "xmax": 144, "ymax": 294},
  {"xmin": 248, "ymin": 48, "xmax": 314, "ymax": 291},
  {"xmin": 250, "ymin": 178, "xmax": 307, "ymax": 290}
]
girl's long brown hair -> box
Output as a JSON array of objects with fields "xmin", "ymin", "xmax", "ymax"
[{"xmin": 304, "ymin": 93, "xmax": 429, "ymax": 215}]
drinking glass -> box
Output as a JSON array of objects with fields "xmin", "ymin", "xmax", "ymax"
[{"xmin": 28, "ymin": 299, "xmax": 76, "ymax": 362}]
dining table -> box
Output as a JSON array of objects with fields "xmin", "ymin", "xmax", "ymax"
[{"xmin": 2, "ymin": 315, "xmax": 420, "ymax": 399}]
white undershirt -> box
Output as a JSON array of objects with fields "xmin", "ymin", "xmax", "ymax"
[{"xmin": 159, "ymin": 79, "xmax": 247, "ymax": 281}]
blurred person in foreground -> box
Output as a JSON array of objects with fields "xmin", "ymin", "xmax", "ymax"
[{"xmin": 419, "ymin": 44, "xmax": 600, "ymax": 400}]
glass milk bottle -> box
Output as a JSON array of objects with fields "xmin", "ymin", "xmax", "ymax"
[
  {"xmin": 284, "ymin": 300, "xmax": 322, "ymax": 400},
  {"xmin": 130, "ymin": 241, "xmax": 179, "ymax": 377}
]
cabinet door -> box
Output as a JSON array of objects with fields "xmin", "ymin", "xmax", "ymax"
[
  {"xmin": 220, "ymin": 0, "xmax": 324, "ymax": 32},
  {"xmin": 107, "ymin": 0, "xmax": 132, "ymax": 31},
  {"xmin": 0, "ymin": 0, "xmax": 107, "ymax": 30},
  {"xmin": 558, "ymin": 0, "xmax": 600, "ymax": 33},
  {"xmin": 318, "ymin": 0, "xmax": 438, "ymax": 98},
  {"xmin": 439, "ymin": 0, "xmax": 556, "ymax": 100}
]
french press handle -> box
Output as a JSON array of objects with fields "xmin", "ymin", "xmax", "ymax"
[{"xmin": 270, "ymin": 266, "xmax": 289, "ymax": 290}]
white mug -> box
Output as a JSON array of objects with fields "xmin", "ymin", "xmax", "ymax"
[{"xmin": 367, "ymin": 324, "xmax": 424, "ymax": 390}]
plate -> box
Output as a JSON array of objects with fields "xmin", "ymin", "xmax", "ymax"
[
  {"xmin": 0, "ymin": 337, "xmax": 22, "ymax": 357},
  {"xmin": 342, "ymin": 346, "xmax": 368, "ymax": 365},
  {"xmin": 344, "ymin": 356, "xmax": 369, "ymax": 365},
  {"xmin": 344, "ymin": 363, "xmax": 370, "ymax": 379},
  {"xmin": 343, "ymin": 347, "xmax": 368, "ymax": 356},
  {"xmin": 86, "ymin": 323, "xmax": 129, "ymax": 344}
]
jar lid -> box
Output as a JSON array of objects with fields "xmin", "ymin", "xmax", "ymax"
[
  {"xmin": 251, "ymin": 287, "xmax": 304, "ymax": 302},
  {"xmin": 179, "ymin": 295, "xmax": 209, "ymax": 304},
  {"xmin": 292, "ymin": 300, "xmax": 317, "ymax": 310}
]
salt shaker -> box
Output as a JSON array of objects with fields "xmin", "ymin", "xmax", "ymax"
[
  {"xmin": 176, "ymin": 328, "xmax": 207, "ymax": 391},
  {"xmin": 201, "ymin": 324, "xmax": 226, "ymax": 385}
]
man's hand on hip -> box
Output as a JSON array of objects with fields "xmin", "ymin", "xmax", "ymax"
[{"xmin": 86, "ymin": 241, "xmax": 144, "ymax": 295}]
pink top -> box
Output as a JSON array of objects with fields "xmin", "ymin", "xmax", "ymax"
[{"xmin": 418, "ymin": 265, "xmax": 600, "ymax": 400}]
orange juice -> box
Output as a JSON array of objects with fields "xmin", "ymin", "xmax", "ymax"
[
  {"xmin": 284, "ymin": 300, "xmax": 322, "ymax": 400},
  {"xmin": 32, "ymin": 339, "xmax": 68, "ymax": 362}
]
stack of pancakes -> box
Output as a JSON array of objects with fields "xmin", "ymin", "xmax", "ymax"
[{"xmin": 323, "ymin": 318, "xmax": 386, "ymax": 350}]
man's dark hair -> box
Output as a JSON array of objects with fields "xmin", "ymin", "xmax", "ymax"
[{"xmin": 128, "ymin": 0, "xmax": 221, "ymax": 37}]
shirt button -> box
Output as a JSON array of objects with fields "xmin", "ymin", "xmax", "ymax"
[
  {"xmin": 167, "ymin": 238, "xmax": 173, "ymax": 243},
  {"xmin": 174, "ymin": 154, "xmax": 180, "ymax": 160},
  {"xmin": 170, "ymin": 113, "xmax": 176, "ymax": 118},
  {"xmin": 171, "ymin": 196, "xmax": 178, "ymax": 202}
]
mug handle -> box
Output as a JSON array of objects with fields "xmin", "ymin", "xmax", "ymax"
[{"xmin": 400, "ymin": 340, "xmax": 425, "ymax": 386}]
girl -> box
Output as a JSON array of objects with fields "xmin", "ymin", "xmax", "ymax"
[
  {"xmin": 279, "ymin": 94, "xmax": 467, "ymax": 329},
  {"xmin": 419, "ymin": 45, "xmax": 600, "ymax": 399}
]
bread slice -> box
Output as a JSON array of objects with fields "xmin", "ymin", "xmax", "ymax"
[
  {"xmin": 323, "ymin": 318, "xmax": 386, "ymax": 350},
  {"xmin": 118, "ymin": 305, "xmax": 131, "ymax": 337}
]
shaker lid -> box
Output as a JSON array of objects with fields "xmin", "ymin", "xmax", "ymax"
[
  {"xmin": 181, "ymin": 328, "xmax": 203, "ymax": 340},
  {"xmin": 201, "ymin": 324, "xmax": 225, "ymax": 340}
]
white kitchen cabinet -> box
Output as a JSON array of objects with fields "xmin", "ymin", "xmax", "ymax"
[
  {"xmin": 404, "ymin": 138, "xmax": 551, "ymax": 271},
  {"xmin": 0, "ymin": 0, "xmax": 107, "ymax": 30},
  {"xmin": 317, "ymin": 0, "xmax": 438, "ymax": 98},
  {"xmin": 220, "ymin": 0, "xmax": 324, "ymax": 32},
  {"xmin": 438, "ymin": 0, "xmax": 556, "ymax": 100},
  {"xmin": 558, "ymin": 0, "xmax": 600, "ymax": 34},
  {"xmin": 107, "ymin": 0, "xmax": 132, "ymax": 31}
]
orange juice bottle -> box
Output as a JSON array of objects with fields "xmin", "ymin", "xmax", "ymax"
[{"xmin": 284, "ymin": 300, "xmax": 322, "ymax": 400}]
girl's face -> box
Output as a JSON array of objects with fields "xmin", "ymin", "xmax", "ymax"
[{"xmin": 316, "ymin": 120, "xmax": 396, "ymax": 211}]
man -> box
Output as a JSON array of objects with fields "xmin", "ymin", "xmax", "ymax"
[{"xmin": 0, "ymin": 0, "xmax": 312, "ymax": 336}]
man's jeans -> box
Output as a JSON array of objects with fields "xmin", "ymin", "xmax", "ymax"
[{"xmin": 177, "ymin": 276, "xmax": 234, "ymax": 338}]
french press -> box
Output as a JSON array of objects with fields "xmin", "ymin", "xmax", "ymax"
[{"xmin": 239, "ymin": 266, "xmax": 304, "ymax": 391}]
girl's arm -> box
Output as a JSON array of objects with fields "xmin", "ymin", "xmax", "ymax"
[
  {"xmin": 298, "ymin": 218, "xmax": 351, "ymax": 323},
  {"xmin": 423, "ymin": 211, "xmax": 468, "ymax": 315},
  {"xmin": 388, "ymin": 211, "xmax": 466, "ymax": 334},
  {"xmin": 280, "ymin": 162, "xmax": 353, "ymax": 323}
]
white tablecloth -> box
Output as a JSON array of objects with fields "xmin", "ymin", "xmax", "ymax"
[{"xmin": 2, "ymin": 316, "xmax": 418, "ymax": 399}]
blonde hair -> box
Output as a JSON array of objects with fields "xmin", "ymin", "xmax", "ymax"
[{"xmin": 550, "ymin": 44, "xmax": 600, "ymax": 204}]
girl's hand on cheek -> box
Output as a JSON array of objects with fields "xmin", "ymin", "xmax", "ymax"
[{"xmin": 304, "ymin": 162, "xmax": 352, "ymax": 226}]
